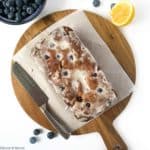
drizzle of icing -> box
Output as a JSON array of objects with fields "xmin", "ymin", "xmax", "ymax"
[{"xmin": 32, "ymin": 26, "xmax": 117, "ymax": 122}]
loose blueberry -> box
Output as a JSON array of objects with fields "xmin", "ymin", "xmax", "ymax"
[
  {"xmin": 47, "ymin": 132, "xmax": 57, "ymax": 139},
  {"xmin": 26, "ymin": 6, "xmax": 34, "ymax": 15},
  {"xmin": 16, "ymin": 7, "xmax": 21, "ymax": 13},
  {"xmin": 93, "ymin": 0, "xmax": 101, "ymax": 7},
  {"xmin": 5, "ymin": 1, "xmax": 10, "ymax": 7},
  {"xmin": 15, "ymin": 16, "xmax": 22, "ymax": 22},
  {"xmin": 5, "ymin": 0, "xmax": 14, "ymax": 7},
  {"xmin": 3, "ymin": 1, "xmax": 7, "ymax": 8},
  {"xmin": 8, "ymin": 12, "xmax": 14, "ymax": 19},
  {"xmin": 21, "ymin": 11, "xmax": 27, "ymax": 17},
  {"xmin": 15, "ymin": 12, "xmax": 22, "ymax": 22},
  {"xmin": 15, "ymin": 12, "xmax": 21, "ymax": 17},
  {"xmin": 9, "ymin": 6, "xmax": 15, "ymax": 13},
  {"xmin": 111, "ymin": 3, "xmax": 116, "ymax": 9},
  {"xmin": 22, "ymin": 5, "xmax": 27, "ymax": 10},
  {"xmin": 29, "ymin": 137, "xmax": 37, "ymax": 144},
  {"xmin": 4, "ymin": 8, "xmax": 9, "ymax": 15},
  {"xmin": 15, "ymin": 0, "xmax": 23, "ymax": 7},
  {"xmin": 33, "ymin": 129, "xmax": 42, "ymax": 135},
  {"xmin": 35, "ymin": 0, "xmax": 42, "ymax": 5}
]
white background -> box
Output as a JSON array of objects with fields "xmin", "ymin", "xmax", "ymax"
[{"xmin": 0, "ymin": 0, "xmax": 149, "ymax": 149}]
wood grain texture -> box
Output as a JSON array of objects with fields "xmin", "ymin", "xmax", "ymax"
[{"xmin": 11, "ymin": 10, "xmax": 136, "ymax": 150}]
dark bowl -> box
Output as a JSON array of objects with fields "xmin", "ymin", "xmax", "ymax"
[{"xmin": 0, "ymin": 0, "xmax": 46, "ymax": 25}]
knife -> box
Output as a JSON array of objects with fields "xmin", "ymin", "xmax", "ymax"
[{"xmin": 12, "ymin": 62, "xmax": 71, "ymax": 139}]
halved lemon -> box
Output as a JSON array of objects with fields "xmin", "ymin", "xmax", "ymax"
[{"xmin": 110, "ymin": 0, "xmax": 135, "ymax": 26}]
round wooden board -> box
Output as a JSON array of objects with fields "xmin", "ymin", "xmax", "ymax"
[{"xmin": 11, "ymin": 10, "xmax": 136, "ymax": 150}]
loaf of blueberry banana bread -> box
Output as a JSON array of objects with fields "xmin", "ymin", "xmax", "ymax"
[{"xmin": 31, "ymin": 26, "xmax": 117, "ymax": 122}]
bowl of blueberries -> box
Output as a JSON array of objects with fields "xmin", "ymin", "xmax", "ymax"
[{"xmin": 0, "ymin": 0, "xmax": 46, "ymax": 25}]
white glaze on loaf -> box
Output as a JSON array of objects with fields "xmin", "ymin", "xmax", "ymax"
[{"xmin": 31, "ymin": 26, "xmax": 117, "ymax": 122}]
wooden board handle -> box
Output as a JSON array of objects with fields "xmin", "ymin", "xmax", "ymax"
[{"xmin": 97, "ymin": 116, "xmax": 127, "ymax": 150}]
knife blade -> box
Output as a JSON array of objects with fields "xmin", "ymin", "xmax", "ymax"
[{"xmin": 12, "ymin": 62, "xmax": 71, "ymax": 139}]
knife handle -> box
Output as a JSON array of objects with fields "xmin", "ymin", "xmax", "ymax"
[{"xmin": 40, "ymin": 104, "xmax": 71, "ymax": 139}]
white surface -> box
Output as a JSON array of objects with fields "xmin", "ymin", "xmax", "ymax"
[{"xmin": 0, "ymin": 0, "xmax": 149, "ymax": 149}]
